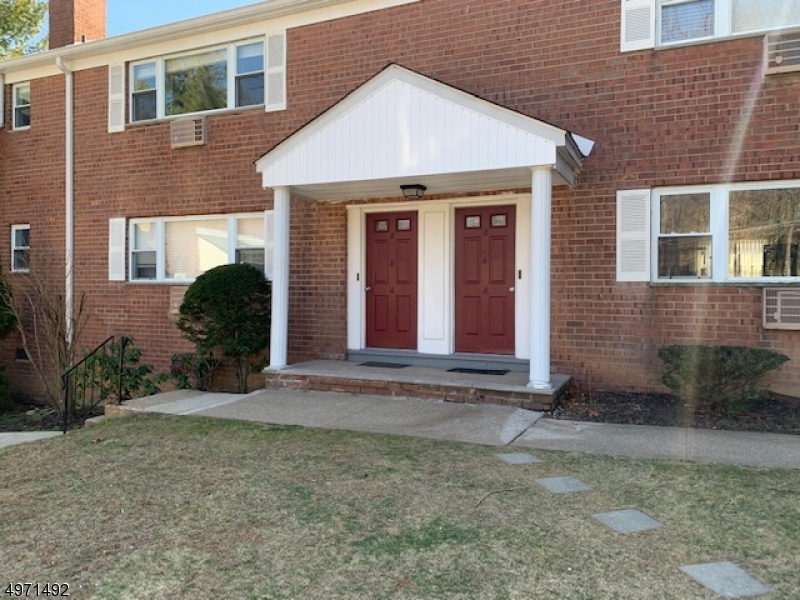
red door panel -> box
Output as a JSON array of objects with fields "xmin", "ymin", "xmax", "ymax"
[
  {"xmin": 455, "ymin": 206, "xmax": 516, "ymax": 354},
  {"xmin": 366, "ymin": 212, "xmax": 418, "ymax": 349}
]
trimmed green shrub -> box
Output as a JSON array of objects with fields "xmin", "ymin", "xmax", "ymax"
[
  {"xmin": 76, "ymin": 338, "xmax": 166, "ymax": 409},
  {"xmin": 658, "ymin": 345, "xmax": 789, "ymax": 413},
  {"xmin": 177, "ymin": 263, "xmax": 271, "ymax": 393}
]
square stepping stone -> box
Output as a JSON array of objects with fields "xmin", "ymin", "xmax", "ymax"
[
  {"xmin": 592, "ymin": 509, "xmax": 663, "ymax": 534},
  {"xmin": 680, "ymin": 561, "xmax": 770, "ymax": 597},
  {"xmin": 497, "ymin": 452, "xmax": 541, "ymax": 465},
  {"xmin": 536, "ymin": 476, "xmax": 591, "ymax": 493}
]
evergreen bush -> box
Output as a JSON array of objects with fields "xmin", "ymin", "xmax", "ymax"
[
  {"xmin": 658, "ymin": 345, "xmax": 789, "ymax": 413},
  {"xmin": 177, "ymin": 263, "xmax": 271, "ymax": 393}
]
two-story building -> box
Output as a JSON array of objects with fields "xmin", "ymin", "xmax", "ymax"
[{"xmin": 1, "ymin": 0, "xmax": 798, "ymax": 403}]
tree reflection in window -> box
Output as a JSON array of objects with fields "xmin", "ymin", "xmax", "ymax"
[{"xmin": 165, "ymin": 50, "xmax": 228, "ymax": 116}]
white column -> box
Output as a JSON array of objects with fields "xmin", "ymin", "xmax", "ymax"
[
  {"xmin": 269, "ymin": 186, "xmax": 290, "ymax": 370},
  {"xmin": 528, "ymin": 167, "xmax": 553, "ymax": 390}
]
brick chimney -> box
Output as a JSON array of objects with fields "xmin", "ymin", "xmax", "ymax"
[{"xmin": 49, "ymin": 0, "xmax": 106, "ymax": 49}]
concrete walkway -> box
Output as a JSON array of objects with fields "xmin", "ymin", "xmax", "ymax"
[
  {"xmin": 116, "ymin": 388, "xmax": 800, "ymax": 470},
  {"xmin": 0, "ymin": 431, "xmax": 61, "ymax": 450}
]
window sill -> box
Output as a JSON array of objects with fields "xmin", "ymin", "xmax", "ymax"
[
  {"xmin": 127, "ymin": 280, "xmax": 195, "ymax": 285},
  {"xmin": 126, "ymin": 103, "xmax": 267, "ymax": 129},
  {"xmin": 651, "ymin": 280, "xmax": 800, "ymax": 286},
  {"xmin": 654, "ymin": 28, "xmax": 785, "ymax": 52}
]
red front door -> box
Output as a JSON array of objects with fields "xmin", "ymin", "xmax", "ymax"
[
  {"xmin": 366, "ymin": 212, "xmax": 418, "ymax": 349},
  {"xmin": 455, "ymin": 206, "xmax": 516, "ymax": 354}
]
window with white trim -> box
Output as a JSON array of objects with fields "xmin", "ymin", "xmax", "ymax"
[
  {"xmin": 13, "ymin": 83, "xmax": 30, "ymax": 130},
  {"xmin": 130, "ymin": 39, "xmax": 265, "ymax": 122},
  {"xmin": 618, "ymin": 182, "xmax": 800, "ymax": 282},
  {"xmin": 128, "ymin": 213, "xmax": 269, "ymax": 282},
  {"xmin": 621, "ymin": 0, "xmax": 800, "ymax": 51},
  {"xmin": 11, "ymin": 225, "xmax": 30, "ymax": 272}
]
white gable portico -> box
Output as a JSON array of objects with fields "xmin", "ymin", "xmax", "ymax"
[{"xmin": 256, "ymin": 64, "xmax": 593, "ymax": 390}]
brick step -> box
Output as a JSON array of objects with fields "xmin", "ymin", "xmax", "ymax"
[{"xmin": 264, "ymin": 360, "xmax": 569, "ymax": 412}]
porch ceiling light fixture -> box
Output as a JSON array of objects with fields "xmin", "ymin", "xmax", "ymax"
[{"xmin": 400, "ymin": 184, "xmax": 426, "ymax": 200}]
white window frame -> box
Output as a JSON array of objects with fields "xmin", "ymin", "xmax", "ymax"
[
  {"xmin": 623, "ymin": 0, "xmax": 800, "ymax": 51},
  {"xmin": 130, "ymin": 38, "xmax": 266, "ymax": 123},
  {"xmin": 11, "ymin": 224, "xmax": 30, "ymax": 273},
  {"xmin": 128, "ymin": 213, "xmax": 268, "ymax": 283},
  {"xmin": 658, "ymin": 0, "xmax": 799, "ymax": 46},
  {"xmin": 651, "ymin": 180, "xmax": 800, "ymax": 283},
  {"xmin": 12, "ymin": 82, "xmax": 30, "ymax": 130}
]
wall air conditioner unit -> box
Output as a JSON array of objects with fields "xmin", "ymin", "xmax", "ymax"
[
  {"xmin": 763, "ymin": 287, "xmax": 800, "ymax": 330},
  {"xmin": 170, "ymin": 116, "xmax": 207, "ymax": 148},
  {"xmin": 764, "ymin": 29, "xmax": 800, "ymax": 75}
]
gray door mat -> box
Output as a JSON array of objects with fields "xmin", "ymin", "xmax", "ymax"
[{"xmin": 448, "ymin": 367, "xmax": 510, "ymax": 375}]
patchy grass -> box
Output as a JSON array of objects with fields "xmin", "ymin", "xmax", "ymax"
[{"xmin": 1, "ymin": 414, "xmax": 799, "ymax": 599}]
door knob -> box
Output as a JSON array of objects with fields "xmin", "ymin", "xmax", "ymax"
[
  {"xmin": 509, "ymin": 287, "xmax": 516, "ymax": 293},
  {"xmin": 365, "ymin": 286, "xmax": 372, "ymax": 292}
]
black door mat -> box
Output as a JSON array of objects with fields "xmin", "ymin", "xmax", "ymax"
[
  {"xmin": 360, "ymin": 362, "xmax": 409, "ymax": 369},
  {"xmin": 447, "ymin": 367, "xmax": 509, "ymax": 376}
]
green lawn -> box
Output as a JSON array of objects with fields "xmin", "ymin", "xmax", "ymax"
[{"xmin": 1, "ymin": 414, "xmax": 799, "ymax": 599}]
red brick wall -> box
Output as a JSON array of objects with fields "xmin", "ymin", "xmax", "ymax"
[
  {"xmin": 1, "ymin": 0, "xmax": 799, "ymax": 399},
  {"xmin": 49, "ymin": 0, "xmax": 106, "ymax": 49}
]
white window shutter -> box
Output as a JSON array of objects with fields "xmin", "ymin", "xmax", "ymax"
[
  {"xmin": 621, "ymin": 0, "xmax": 655, "ymax": 52},
  {"xmin": 617, "ymin": 189, "xmax": 651, "ymax": 282},
  {"xmin": 265, "ymin": 32, "xmax": 286, "ymax": 112},
  {"xmin": 109, "ymin": 217, "xmax": 127, "ymax": 281},
  {"xmin": 108, "ymin": 63, "xmax": 126, "ymax": 133}
]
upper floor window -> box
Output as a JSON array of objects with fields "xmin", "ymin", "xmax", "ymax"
[
  {"xmin": 11, "ymin": 224, "xmax": 30, "ymax": 272},
  {"xmin": 128, "ymin": 213, "xmax": 269, "ymax": 282},
  {"xmin": 621, "ymin": 0, "xmax": 800, "ymax": 51},
  {"xmin": 13, "ymin": 83, "xmax": 30, "ymax": 130},
  {"xmin": 130, "ymin": 39, "xmax": 265, "ymax": 122}
]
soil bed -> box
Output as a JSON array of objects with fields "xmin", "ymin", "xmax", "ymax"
[
  {"xmin": 0, "ymin": 405, "xmax": 95, "ymax": 432},
  {"xmin": 554, "ymin": 391, "xmax": 800, "ymax": 435}
]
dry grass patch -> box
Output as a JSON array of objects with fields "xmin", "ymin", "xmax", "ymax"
[{"xmin": 1, "ymin": 414, "xmax": 799, "ymax": 599}]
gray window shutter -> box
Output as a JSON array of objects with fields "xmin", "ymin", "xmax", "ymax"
[
  {"xmin": 109, "ymin": 217, "xmax": 127, "ymax": 281},
  {"xmin": 108, "ymin": 63, "xmax": 126, "ymax": 133},
  {"xmin": 617, "ymin": 189, "xmax": 651, "ymax": 282},
  {"xmin": 621, "ymin": 0, "xmax": 655, "ymax": 52},
  {"xmin": 265, "ymin": 32, "xmax": 286, "ymax": 112}
]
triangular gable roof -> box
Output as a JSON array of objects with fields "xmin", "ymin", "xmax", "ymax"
[{"xmin": 256, "ymin": 64, "xmax": 592, "ymax": 200}]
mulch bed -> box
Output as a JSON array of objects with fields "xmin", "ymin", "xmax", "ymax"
[
  {"xmin": 0, "ymin": 406, "xmax": 96, "ymax": 433},
  {"xmin": 554, "ymin": 391, "xmax": 800, "ymax": 435}
]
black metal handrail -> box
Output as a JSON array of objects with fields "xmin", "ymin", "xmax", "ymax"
[{"xmin": 61, "ymin": 336, "xmax": 130, "ymax": 433}]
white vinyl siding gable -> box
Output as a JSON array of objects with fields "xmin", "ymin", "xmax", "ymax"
[{"xmin": 617, "ymin": 189, "xmax": 652, "ymax": 282}]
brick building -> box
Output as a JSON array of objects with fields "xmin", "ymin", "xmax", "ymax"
[{"xmin": 0, "ymin": 0, "xmax": 798, "ymax": 402}]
